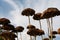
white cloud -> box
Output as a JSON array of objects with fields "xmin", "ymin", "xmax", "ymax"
[
  {"xmin": 46, "ymin": 0, "xmax": 59, "ymax": 8},
  {"xmin": 4, "ymin": 0, "xmax": 24, "ymax": 26},
  {"xmin": 4, "ymin": 0, "xmax": 19, "ymax": 10}
]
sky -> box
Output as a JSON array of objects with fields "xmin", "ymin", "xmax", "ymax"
[{"xmin": 0, "ymin": 0, "xmax": 60, "ymax": 40}]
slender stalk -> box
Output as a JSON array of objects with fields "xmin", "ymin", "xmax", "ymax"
[
  {"xmin": 0, "ymin": 28, "xmax": 2, "ymax": 33},
  {"xmin": 28, "ymin": 16, "xmax": 30, "ymax": 25},
  {"xmin": 46, "ymin": 19, "xmax": 50, "ymax": 36},
  {"xmin": 30, "ymin": 36, "xmax": 32, "ymax": 40},
  {"xmin": 54, "ymin": 38, "xmax": 56, "ymax": 40},
  {"xmin": 35, "ymin": 36, "xmax": 36, "ymax": 40},
  {"xmin": 0, "ymin": 28, "xmax": 2, "ymax": 34},
  {"xmin": 28, "ymin": 16, "xmax": 32, "ymax": 40},
  {"xmin": 7, "ymin": 37, "xmax": 10, "ymax": 40},
  {"xmin": 47, "ymin": 19, "xmax": 51, "ymax": 40},
  {"xmin": 39, "ymin": 20, "xmax": 43, "ymax": 40},
  {"xmin": 51, "ymin": 17, "xmax": 53, "ymax": 31},
  {"xmin": 17, "ymin": 33, "xmax": 18, "ymax": 40},
  {"xmin": 50, "ymin": 17, "xmax": 53, "ymax": 40},
  {"xmin": 41, "ymin": 35, "xmax": 43, "ymax": 40},
  {"xmin": 20, "ymin": 32, "xmax": 22, "ymax": 40},
  {"xmin": 39, "ymin": 20, "xmax": 42, "ymax": 29},
  {"xmin": 48, "ymin": 19, "xmax": 51, "ymax": 33}
]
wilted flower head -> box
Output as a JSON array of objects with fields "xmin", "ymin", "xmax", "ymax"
[{"xmin": 21, "ymin": 8, "xmax": 35, "ymax": 16}]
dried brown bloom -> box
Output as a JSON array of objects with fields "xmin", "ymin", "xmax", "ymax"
[
  {"xmin": 27, "ymin": 25, "xmax": 36, "ymax": 29},
  {"xmin": 0, "ymin": 31, "xmax": 17, "ymax": 38},
  {"xmin": 0, "ymin": 18, "xmax": 10, "ymax": 24},
  {"xmin": 2, "ymin": 24, "xmax": 14, "ymax": 30},
  {"xmin": 37, "ymin": 29, "xmax": 45, "ymax": 36},
  {"xmin": 49, "ymin": 35, "xmax": 56, "ymax": 38},
  {"xmin": 42, "ymin": 7, "xmax": 59, "ymax": 19},
  {"xmin": 51, "ymin": 31, "xmax": 57, "ymax": 35},
  {"xmin": 15, "ymin": 26, "xmax": 24, "ymax": 32},
  {"xmin": 57, "ymin": 28, "xmax": 60, "ymax": 34},
  {"xmin": 27, "ymin": 28, "xmax": 45, "ymax": 36},
  {"xmin": 43, "ymin": 38, "xmax": 49, "ymax": 40},
  {"xmin": 33, "ymin": 13, "xmax": 43, "ymax": 20},
  {"xmin": 27, "ymin": 29, "xmax": 38, "ymax": 36},
  {"xmin": 21, "ymin": 8, "xmax": 35, "ymax": 16}
]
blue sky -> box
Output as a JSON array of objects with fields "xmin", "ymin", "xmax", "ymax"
[{"xmin": 0, "ymin": 0, "xmax": 60, "ymax": 40}]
